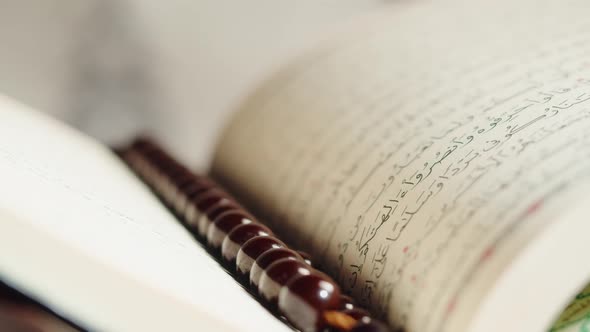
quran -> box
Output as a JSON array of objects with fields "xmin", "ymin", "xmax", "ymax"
[{"xmin": 1, "ymin": 0, "xmax": 590, "ymax": 331}]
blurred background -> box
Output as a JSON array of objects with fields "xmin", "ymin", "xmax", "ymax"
[{"xmin": 0, "ymin": 0, "xmax": 389, "ymax": 170}]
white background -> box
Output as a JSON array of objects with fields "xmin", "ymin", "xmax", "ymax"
[{"xmin": 0, "ymin": 0, "xmax": 391, "ymax": 169}]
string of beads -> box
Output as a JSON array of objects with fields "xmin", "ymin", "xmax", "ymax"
[{"xmin": 118, "ymin": 138, "xmax": 397, "ymax": 332}]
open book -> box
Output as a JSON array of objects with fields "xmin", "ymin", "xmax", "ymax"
[{"xmin": 2, "ymin": 0, "xmax": 590, "ymax": 330}]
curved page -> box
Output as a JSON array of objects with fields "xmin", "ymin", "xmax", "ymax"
[{"xmin": 212, "ymin": 0, "xmax": 590, "ymax": 331}]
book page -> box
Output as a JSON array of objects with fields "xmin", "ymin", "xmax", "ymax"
[
  {"xmin": 0, "ymin": 95, "xmax": 289, "ymax": 331},
  {"xmin": 212, "ymin": 0, "xmax": 590, "ymax": 331}
]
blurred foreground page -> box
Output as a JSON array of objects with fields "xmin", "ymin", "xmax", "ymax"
[{"xmin": 0, "ymin": 95, "xmax": 288, "ymax": 332}]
